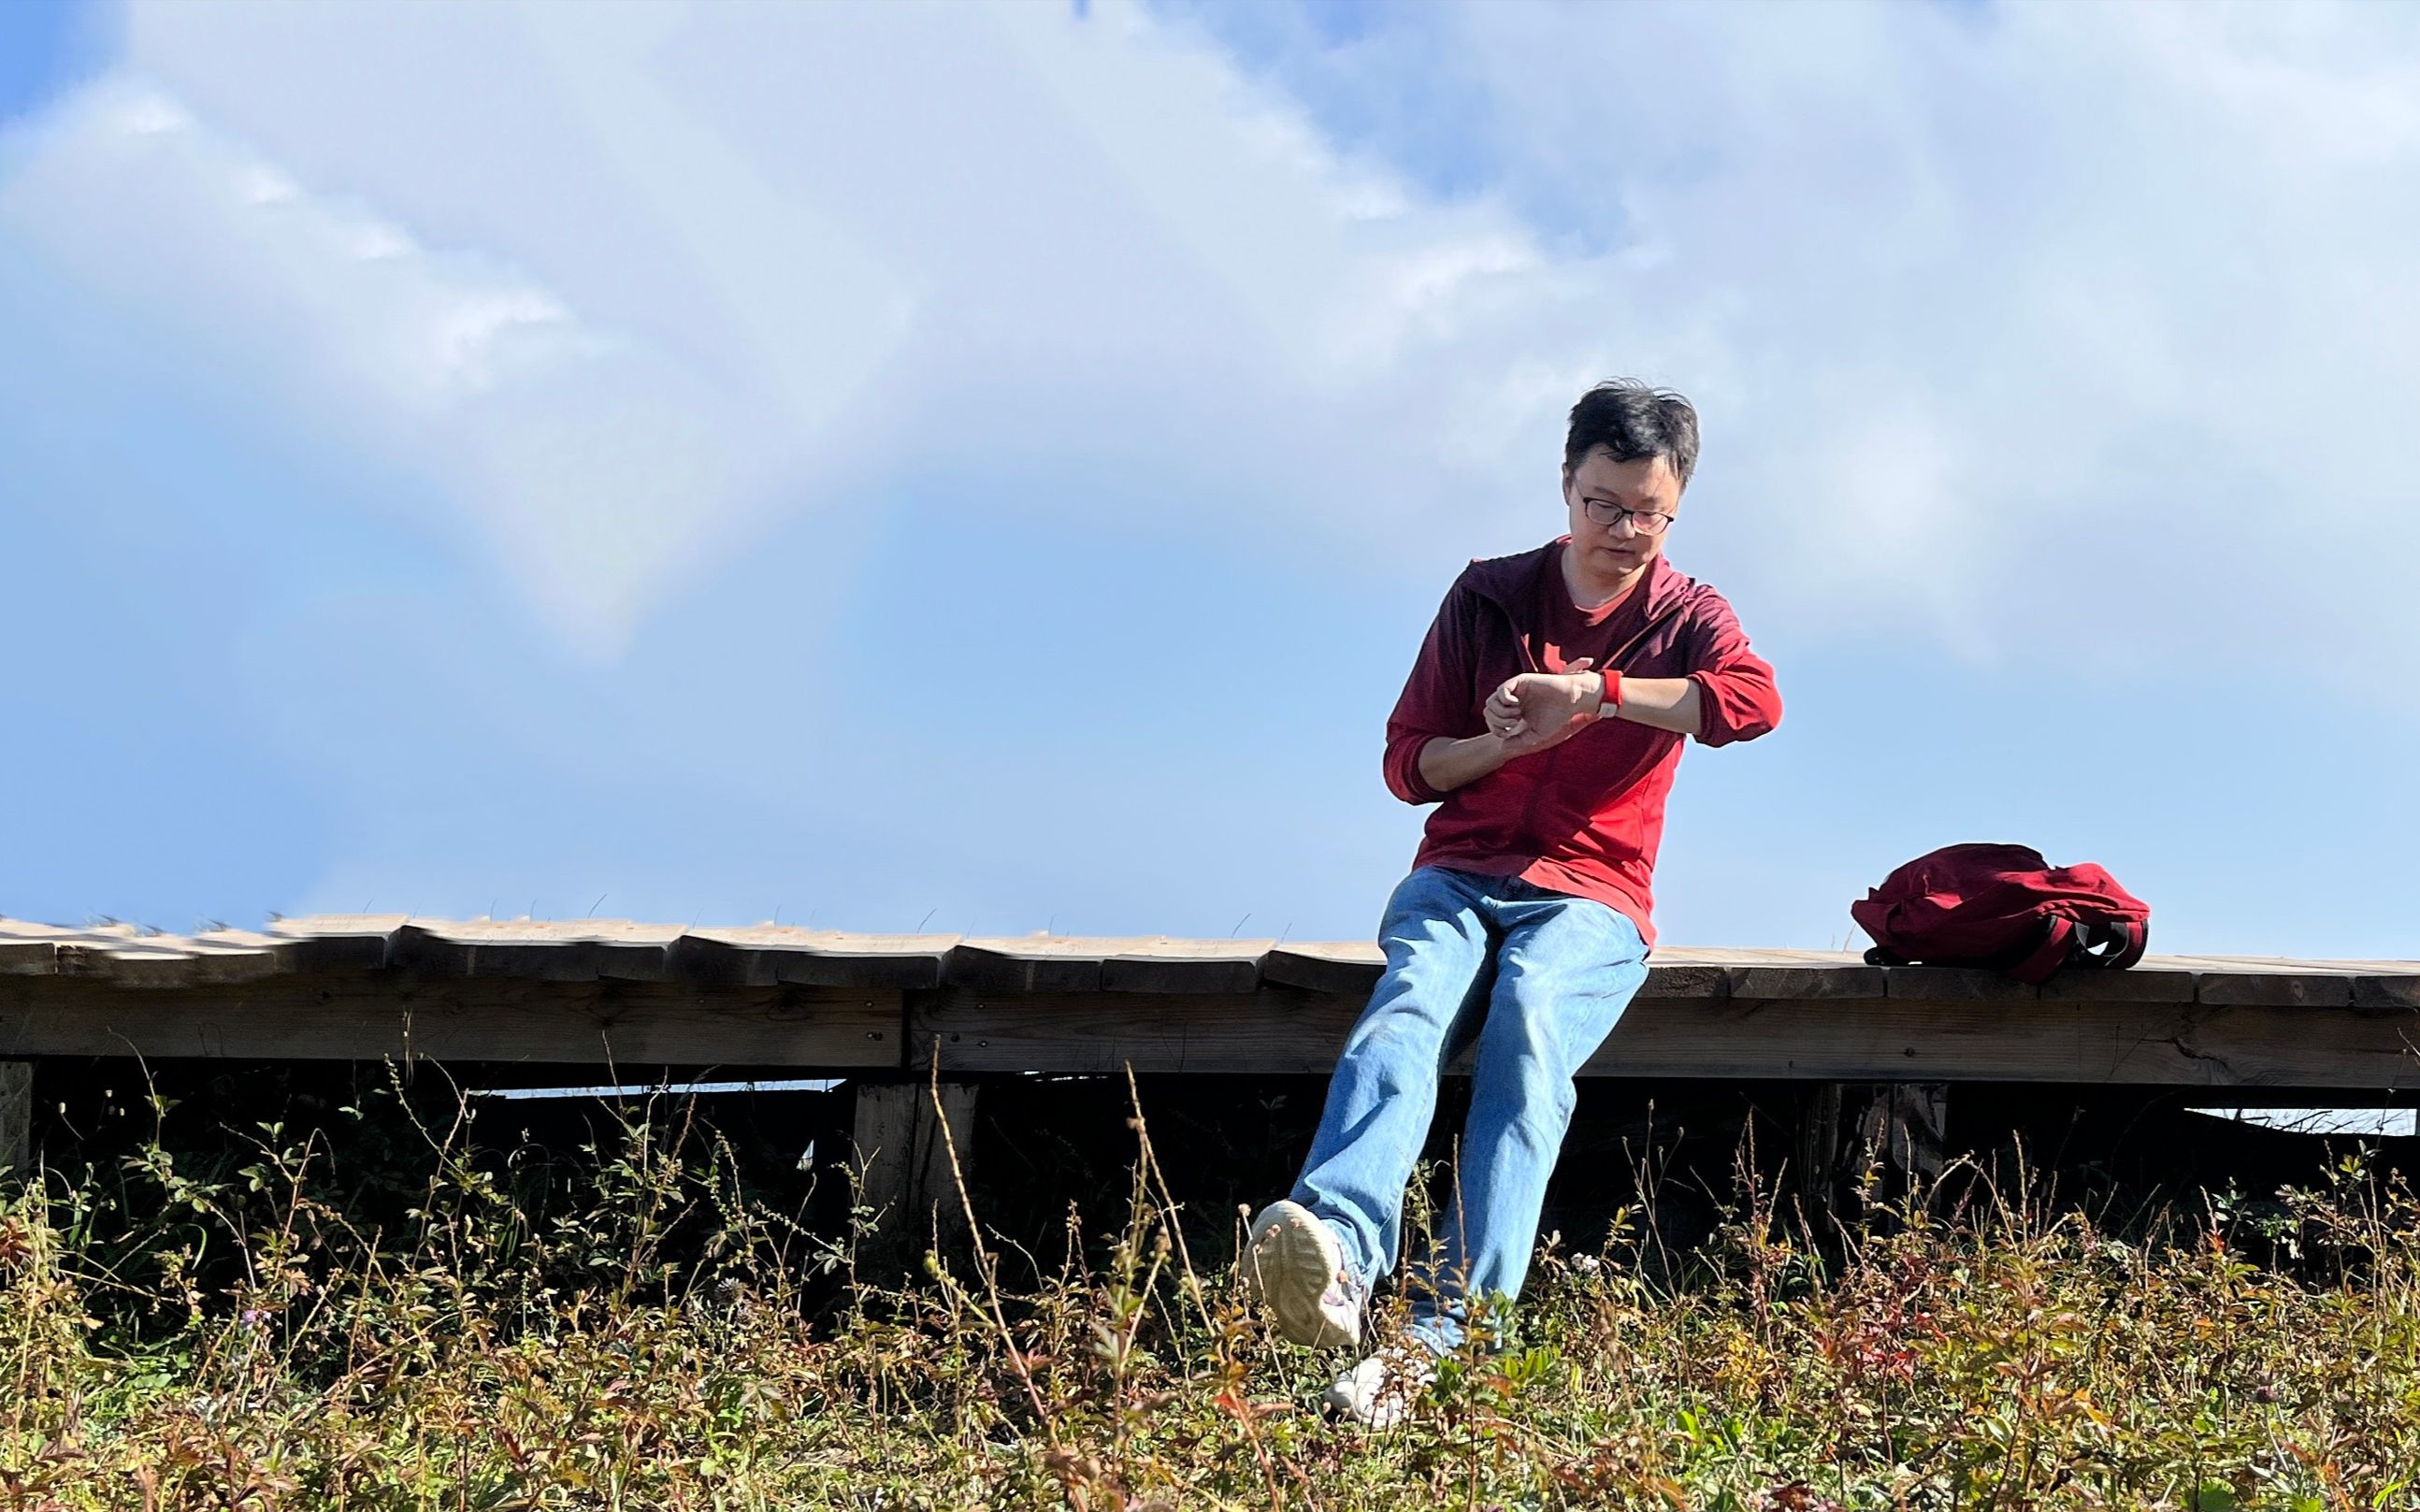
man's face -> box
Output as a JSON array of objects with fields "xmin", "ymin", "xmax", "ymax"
[{"xmin": 1562, "ymin": 446, "xmax": 1682, "ymax": 578}]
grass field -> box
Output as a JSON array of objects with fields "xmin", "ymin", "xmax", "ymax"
[{"xmin": 3, "ymin": 1069, "xmax": 2415, "ymax": 1510}]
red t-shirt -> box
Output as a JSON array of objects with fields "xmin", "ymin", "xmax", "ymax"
[{"xmin": 1534, "ymin": 547, "xmax": 1642, "ymax": 677}]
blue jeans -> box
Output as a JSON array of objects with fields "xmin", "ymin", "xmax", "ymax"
[{"xmin": 1289, "ymin": 864, "xmax": 1649, "ymax": 1354}]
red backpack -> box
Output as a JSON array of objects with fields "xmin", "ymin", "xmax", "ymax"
[{"xmin": 1851, "ymin": 842, "xmax": 2150, "ymax": 985}]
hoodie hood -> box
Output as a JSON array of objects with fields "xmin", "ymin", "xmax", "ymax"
[{"xmin": 1462, "ymin": 536, "xmax": 1691, "ymax": 623}]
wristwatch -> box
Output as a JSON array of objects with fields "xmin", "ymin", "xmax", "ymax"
[{"xmin": 1595, "ymin": 670, "xmax": 1622, "ymax": 717}]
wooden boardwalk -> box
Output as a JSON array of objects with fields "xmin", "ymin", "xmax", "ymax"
[
  {"xmin": 6, "ymin": 914, "xmax": 2413, "ymax": 1237},
  {"xmin": 2, "ymin": 915, "xmax": 2414, "ymax": 1087}
]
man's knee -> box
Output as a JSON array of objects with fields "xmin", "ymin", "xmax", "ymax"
[
  {"xmin": 1341, "ymin": 997, "xmax": 1451, "ymax": 1078},
  {"xmin": 1471, "ymin": 1011, "xmax": 1586, "ymax": 1131},
  {"xmin": 1336, "ymin": 1032, "xmax": 1435, "ymax": 1107}
]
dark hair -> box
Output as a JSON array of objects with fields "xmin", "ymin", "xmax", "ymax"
[{"xmin": 1563, "ymin": 379, "xmax": 1699, "ymax": 489}]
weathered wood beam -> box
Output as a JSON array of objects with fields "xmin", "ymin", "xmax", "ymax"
[
  {"xmin": 908, "ymin": 988, "xmax": 2420, "ymax": 1087},
  {"xmin": 946, "ymin": 936, "xmax": 1275, "ymax": 996},
  {"xmin": 912, "ymin": 990, "xmax": 1345, "ymax": 1074},
  {"xmin": 1260, "ymin": 943, "xmax": 1385, "ymax": 996},
  {"xmin": 9, "ymin": 919, "xmax": 2419, "ymax": 1018},
  {"xmin": 5, "ymin": 968, "xmax": 2416, "ymax": 1090},
  {"xmin": 1797, "ymin": 1082, "xmax": 1949, "ymax": 1232},
  {"xmin": 386, "ymin": 921, "xmax": 683, "ymax": 983},
  {"xmin": 849, "ymin": 1080, "xmax": 980, "ymax": 1270},
  {"xmin": 665, "ymin": 928, "xmax": 958, "ymax": 990},
  {"xmin": 1795, "ymin": 1083, "xmax": 1842, "ymax": 1229},
  {"xmin": 0, "ymin": 1061, "xmax": 30, "ymax": 1178},
  {"xmin": 0, "ymin": 977, "xmax": 903, "ymax": 1068}
]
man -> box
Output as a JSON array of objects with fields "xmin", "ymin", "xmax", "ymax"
[{"xmin": 1243, "ymin": 379, "xmax": 1782, "ymax": 1426}]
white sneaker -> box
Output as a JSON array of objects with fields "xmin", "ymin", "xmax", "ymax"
[
  {"xmin": 1241, "ymin": 1200, "xmax": 1362, "ymax": 1350},
  {"xmin": 1320, "ymin": 1342, "xmax": 1439, "ymax": 1430}
]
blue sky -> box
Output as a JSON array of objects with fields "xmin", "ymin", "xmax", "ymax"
[{"xmin": 2, "ymin": 0, "xmax": 2415, "ymax": 956}]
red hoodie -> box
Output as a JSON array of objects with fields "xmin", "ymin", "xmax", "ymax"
[{"xmin": 1382, "ymin": 538, "xmax": 1782, "ymax": 948}]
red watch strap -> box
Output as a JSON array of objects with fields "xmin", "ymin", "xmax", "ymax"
[{"xmin": 1601, "ymin": 670, "xmax": 1622, "ymax": 712}]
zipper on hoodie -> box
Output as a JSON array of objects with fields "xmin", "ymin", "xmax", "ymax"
[{"xmin": 1509, "ymin": 596, "xmax": 1688, "ymax": 854}]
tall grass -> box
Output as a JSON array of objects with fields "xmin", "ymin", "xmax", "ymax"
[{"xmin": 3, "ymin": 1064, "xmax": 2415, "ymax": 1510}]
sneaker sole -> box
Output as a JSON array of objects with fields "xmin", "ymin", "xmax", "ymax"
[
  {"xmin": 1244, "ymin": 1201, "xmax": 1358, "ymax": 1350},
  {"xmin": 1320, "ymin": 1369, "xmax": 1430, "ymax": 1431}
]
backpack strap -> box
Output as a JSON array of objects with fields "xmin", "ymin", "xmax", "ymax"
[
  {"xmin": 2009, "ymin": 915, "xmax": 2077, "ymax": 986},
  {"xmin": 2069, "ymin": 918, "xmax": 2150, "ymax": 970},
  {"xmin": 1863, "ymin": 915, "xmax": 2142, "ymax": 978},
  {"xmin": 2106, "ymin": 920, "xmax": 2147, "ymax": 971}
]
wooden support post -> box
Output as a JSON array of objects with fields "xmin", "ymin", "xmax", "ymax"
[
  {"xmin": 0, "ymin": 1061, "xmax": 32, "ymax": 1179},
  {"xmin": 1866, "ymin": 1083, "xmax": 1949, "ymax": 1196},
  {"xmin": 1796, "ymin": 1082, "xmax": 1844, "ymax": 1231},
  {"xmin": 849, "ymin": 1080, "xmax": 979, "ymax": 1271},
  {"xmin": 1798, "ymin": 1081, "xmax": 1947, "ymax": 1233}
]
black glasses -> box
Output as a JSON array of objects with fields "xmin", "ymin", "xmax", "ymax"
[{"xmin": 1578, "ymin": 497, "xmax": 1675, "ymax": 535}]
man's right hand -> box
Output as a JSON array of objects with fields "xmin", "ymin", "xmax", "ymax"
[
  {"xmin": 1417, "ymin": 658, "xmax": 1603, "ymax": 794},
  {"xmin": 1485, "ymin": 657, "xmax": 1601, "ymax": 759}
]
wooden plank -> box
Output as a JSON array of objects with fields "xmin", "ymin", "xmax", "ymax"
[
  {"xmin": 2039, "ymin": 967, "xmax": 2198, "ymax": 1003},
  {"xmin": 908, "ymin": 986, "xmax": 2420, "ymax": 1087},
  {"xmin": 0, "ymin": 1061, "xmax": 28, "ymax": 1176},
  {"xmin": 11, "ymin": 924, "xmax": 299, "ymax": 989},
  {"xmin": 0, "ymin": 942, "xmax": 57, "ymax": 976},
  {"xmin": 663, "ymin": 932, "xmax": 778, "ymax": 988},
  {"xmin": 931, "ymin": 935, "xmax": 1274, "ymax": 995},
  {"xmin": 1101, "ymin": 940, "xmax": 1272, "ymax": 995},
  {"xmin": 2168, "ymin": 956, "xmax": 2357, "ymax": 1008},
  {"xmin": 773, "ymin": 936, "xmax": 955, "ymax": 990},
  {"xmin": 49, "ymin": 924, "xmax": 228, "ymax": 987},
  {"xmin": 949, "ymin": 937, "xmax": 1108, "ymax": 994},
  {"xmin": 1255, "ymin": 944, "xmax": 1874, "ymax": 1002},
  {"xmin": 2188, "ymin": 954, "xmax": 2420, "ymax": 972},
  {"xmin": 2175, "ymin": 956, "xmax": 2420, "ymax": 1010},
  {"xmin": 386, "ymin": 919, "xmax": 680, "ymax": 982},
  {"xmin": 1639, "ymin": 958, "xmax": 1730, "ymax": 999},
  {"xmin": 1606, "ymin": 997, "xmax": 2420, "ymax": 1084},
  {"xmin": 950, "ymin": 934, "xmax": 1280, "ymax": 994},
  {"xmin": 2353, "ymin": 975, "xmax": 2420, "ymax": 1011},
  {"xmin": 913, "ymin": 989, "xmax": 1355, "ymax": 1074},
  {"xmin": 1606, "ymin": 996, "xmax": 2420, "ymax": 1078},
  {"xmin": 1658, "ymin": 947, "xmax": 1857, "ymax": 966},
  {"xmin": 2196, "ymin": 974, "xmax": 2355, "ymax": 1008},
  {"xmin": 5, "ymin": 912, "xmax": 2409, "ymax": 1011},
  {"xmin": 266, "ymin": 914, "xmax": 409, "ymax": 972},
  {"xmin": 1883, "ymin": 966, "xmax": 2039, "ymax": 1001},
  {"xmin": 1725, "ymin": 962, "xmax": 1888, "ymax": 1000},
  {"xmin": 1260, "ymin": 942, "xmax": 1384, "ymax": 996},
  {"xmin": 669, "ymin": 928, "xmax": 958, "ymax": 990},
  {"xmin": 1640, "ymin": 949, "xmax": 1753, "ymax": 998},
  {"xmin": 0, "ymin": 921, "xmax": 75, "ymax": 976},
  {"xmin": 89, "ymin": 929, "xmax": 291, "ymax": 988},
  {"xmin": 0, "ymin": 977, "xmax": 904, "ymax": 1068}
]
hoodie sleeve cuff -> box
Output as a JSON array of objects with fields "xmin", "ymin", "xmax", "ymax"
[{"xmin": 1385, "ymin": 730, "xmax": 1448, "ymax": 804}]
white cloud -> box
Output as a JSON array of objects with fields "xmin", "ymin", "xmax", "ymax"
[
  {"xmin": 1200, "ymin": 0, "xmax": 2420, "ymax": 681},
  {"xmin": 6, "ymin": 0, "xmax": 2420, "ymax": 697},
  {"xmin": 0, "ymin": 73, "xmax": 867, "ymax": 656},
  {"xmin": 5, "ymin": 0, "xmax": 1628, "ymax": 620}
]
